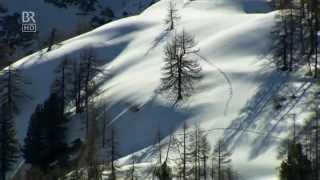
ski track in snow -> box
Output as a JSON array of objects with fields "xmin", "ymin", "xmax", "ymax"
[{"xmin": 195, "ymin": 52, "xmax": 234, "ymax": 116}]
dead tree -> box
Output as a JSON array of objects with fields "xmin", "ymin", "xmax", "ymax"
[
  {"xmin": 106, "ymin": 127, "xmax": 119, "ymax": 180},
  {"xmin": 212, "ymin": 139, "xmax": 232, "ymax": 180},
  {"xmin": 47, "ymin": 28, "xmax": 57, "ymax": 52},
  {"xmin": 52, "ymin": 56, "xmax": 72, "ymax": 121},
  {"xmin": 172, "ymin": 122, "xmax": 191, "ymax": 179},
  {"xmin": 199, "ymin": 130, "xmax": 210, "ymax": 180},
  {"xmin": 127, "ymin": 155, "xmax": 138, "ymax": 180},
  {"xmin": 80, "ymin": 49, "xmax": 104, "ymax": 138}
]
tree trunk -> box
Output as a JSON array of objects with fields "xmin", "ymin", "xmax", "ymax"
[
  {"xmin": 183, "ymin": 123, "xmax": 186, "ymax": 180},
  {"xmin": 314, "ymin": 14, "xmax": 318, "ymax": 79},
  {"xmin": 283, "ymin": 14, "xmax": 288, "ymax": 70},
  {"xmin": 289, "ymin": 7, "xmax": 294, "ymax": 72},
  {"xmin": 102, "ymin": 106, "xmax": 106, "ymax": 148},
  {"xmin": 85, "ymin": 59, "xmax": 91, "ymax": 139},
  {"xmin": 218, "ymin": 142, "xmax": 221, "ymax": 180},
  {"xmin": 299, "ymin": 0, "xmax": 305, "ymax": 55},
  {"xmin": 170, "ymin": 10, "xmax": 174, "ymax": 30},
  {"xmin": 316, "ymin": 104, "xmax": 319, "ymax": 180},
  {"xmin": 61, "ymin": 63, "xmax": 65, "ymax": 122},
  {"xmin": 203, "ymin": 155, "xmax": 207, "ymax": 180},
  {"xmin": 1, "ymin": 122, "xmax": 6, "ymax": 180},
  {"xmin": 177, "ymin": 55, "xmax": 182, "ymax": 102},
  {"xmin": 211, "ymin": 159, "xmax": 214, "ymax": 180},
  {"xmin": 111, "ymin": 128, "xmax": 116, "ymax": 180},
  {"xmin": 47, "ymin": 29, "xmax": 56, "ymax": 52}
]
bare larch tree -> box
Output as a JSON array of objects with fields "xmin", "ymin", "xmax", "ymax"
[
  {"xmin": 164, "ymin": 0, "xmax": 180, "ymax": 31},
  {"xmin": 160, "ymin": 30, "xmax": 202, "ymax": 105}
]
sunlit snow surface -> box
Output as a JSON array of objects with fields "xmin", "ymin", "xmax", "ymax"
[{"xmin": 8, "ymin": 0, "xmax": 303, "ymax": 179}]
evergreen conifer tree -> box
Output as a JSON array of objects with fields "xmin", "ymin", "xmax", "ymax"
[
  {"xmin": 279, "ymin": 143, "xmax": 312, "ymax": 180},
  {"xmin": 0, "ymin": 103, "xmax": 19, "ymax": 180},
  {"xmin": 23, "ymin": 93, "xmax": 68, "ymax": 171}
]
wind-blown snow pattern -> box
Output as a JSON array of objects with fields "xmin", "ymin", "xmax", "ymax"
[{"xmin": 10, "ymin": 0, "xmax": 289, "ymax": 179}]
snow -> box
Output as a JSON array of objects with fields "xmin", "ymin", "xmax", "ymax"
[{"xmin": 7, "ymin": 0, "xmax": 303, "ymax": 179}]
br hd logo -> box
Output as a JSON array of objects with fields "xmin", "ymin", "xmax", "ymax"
[{"xmin": 22, "ymin": 11, "xmax": 37, "ymax": 32}]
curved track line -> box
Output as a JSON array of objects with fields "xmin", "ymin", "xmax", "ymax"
[{"xmin": 195, "ymin": 52, "xmax": 233, "ymax": 116}]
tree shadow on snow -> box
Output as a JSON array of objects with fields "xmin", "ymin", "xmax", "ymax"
[
  {"xmin": 108, "ymin": 99, "xmax": 192, "ymax": 158},
  {"xmin": 222, "ymin": 62, "xmax": 313, "ymax": 160},
  {"xmin": 144, "ymin": 30, "xmax": 170, "ymax": 57},
  {"xmin": 248, "ymin": 79, "xmax": 312, "ymax": 159}
]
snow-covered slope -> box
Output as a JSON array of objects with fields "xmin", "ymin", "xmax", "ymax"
[{"xmin": 9, "ymin": 0, "xmax": 290, "ymax": 179}]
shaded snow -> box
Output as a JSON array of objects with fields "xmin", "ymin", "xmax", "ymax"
[{"xmin": 8, "ymin": 0, "xmax": 299, "ymax": 179}]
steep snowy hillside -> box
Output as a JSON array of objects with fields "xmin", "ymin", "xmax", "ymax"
[{"xmin": 8, "ymin": 0, "xmax": 296, "ymax": 179}]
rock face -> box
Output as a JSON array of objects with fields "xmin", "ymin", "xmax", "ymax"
[
  {"xmin": 243, "ymin": 0, "xmax": 273, "ymax": 13},
  {"xmin": 0, "ymin": 0, "xmax": 156, "ymax": 68}
]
